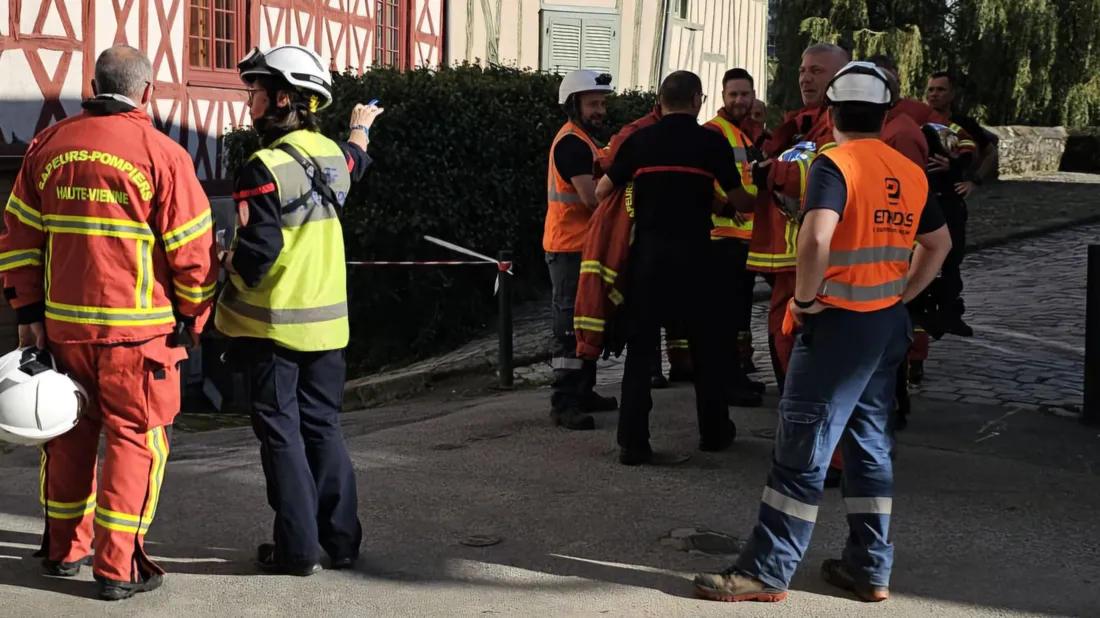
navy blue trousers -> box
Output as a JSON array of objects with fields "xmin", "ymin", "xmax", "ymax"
[
  {"xmin": 735, "ymin": 303, "xmax": 911, "ymax": 590},
  {"xmin": 244, "ymin": 340, "xmax": 362, "ymax": 565}
]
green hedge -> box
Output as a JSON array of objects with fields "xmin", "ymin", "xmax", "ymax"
[{"xmin": 224, "ymin": 63, "xmax": 656, "ymax": 374}]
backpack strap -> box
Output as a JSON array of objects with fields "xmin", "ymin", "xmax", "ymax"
[{"xmin": 273, "ymin": 142, "xmax": 343, "ymax": 215}]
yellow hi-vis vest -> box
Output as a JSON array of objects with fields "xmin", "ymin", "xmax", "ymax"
[
  {"xmin": 707, "ymin": 116, "xmax": 757, "ymax": 241},
  {"xmin": 215, "ymin": 129, "xmax": 351, "ymax": 352}
]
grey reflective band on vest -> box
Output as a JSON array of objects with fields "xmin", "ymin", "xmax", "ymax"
[
  {"xmin": 547, "ymin": 188, "xmax": 586, "ymax": 205},
  {"xmin": 819, "ymin": 277, "xmax": 907, "ymax": 302},
  {"xmin": 221, "ymin": 282, "xmax": 348, "ymax": 324},
  {"xmin": 828, "ymin": 245, "xmax": 912, "ymax": 267},
  {"xmin": 732, "ymin": 147, "xmax": 748, "ymax": 163},
  {"xmin": 282, "ymin": 203, "xmax": 340, "ymax": 227}
]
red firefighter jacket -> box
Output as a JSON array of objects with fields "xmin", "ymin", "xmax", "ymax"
[
  {"xmin": 574, "ymin": 110, "xmax": 661, "ymax": 360},
  {"xmin": 894, "ymin": 99, "xmax": 977, "ymax": 155},
  {"xmin": 0, "ymin": 99, "xmax": 218, "ymax": 346},
  {"xmin": 746, "ymin": 106, "xmax": 835, "ymax": 273}
]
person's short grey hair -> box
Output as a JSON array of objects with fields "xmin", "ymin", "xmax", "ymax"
[
  {"xmin": 802, "ymin": 43, "xmax": 851, "ymax": 62},
  {"xmin": 94, "ymin": 45, "xmax": 153, "ymax": 99}
]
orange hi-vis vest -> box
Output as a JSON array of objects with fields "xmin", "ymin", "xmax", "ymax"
[
  {"xmin": 815, "ymin": 138, "xmax": 929, "ymax": 312},
  {"xmin": 544, "ymin": 122, "xmax": 600, "ymax": 253},
  {"xmin": 706, "ymin": 115, "xmax": 757, "ymax": 241}
]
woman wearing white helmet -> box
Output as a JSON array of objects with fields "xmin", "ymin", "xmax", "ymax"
[{"xmin": 215, "ymin": 44, "xmax": 381, "ymax": 576}]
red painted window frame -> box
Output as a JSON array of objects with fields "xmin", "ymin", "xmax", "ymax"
[
  {"xmin": 374, "ymin": 0, "xmax": 407, "ymax": 68},
  {"xmin": 185, "ymin": 0, "xmax": 251, "ymax": 87}
]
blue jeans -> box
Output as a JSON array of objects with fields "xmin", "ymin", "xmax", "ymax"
[{"xmin": 734, "ymin": 302, "xmax": 911, "ymax": 590}]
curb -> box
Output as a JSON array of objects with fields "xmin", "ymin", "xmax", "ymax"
[{"xmin": 344, "ymin": 214, "xmax": 1100, "ymax": 408}]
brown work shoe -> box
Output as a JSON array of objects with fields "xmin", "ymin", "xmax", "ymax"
[
  {"xmin": 693, "ymin": 569, "xmax": 788, "ymax": 602},
  {"xmin": 820, "ymin": 559, "xmax": 890, "ymax": 602}
]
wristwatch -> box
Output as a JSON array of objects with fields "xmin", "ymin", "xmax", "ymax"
[
  {"xmin": 350, "ymin": 124, "xmax": 370, "ymax": 135},
  {"xmin": 793, "ymin": 298, "xmax": 816, "ymax": 309}
]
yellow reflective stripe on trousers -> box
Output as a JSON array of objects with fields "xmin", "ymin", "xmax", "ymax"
[
  {"xmin": 174, "ymin": 279, "xmax": 217, "ymax": 303},
  {"xmin": 163, "ymin": 210, "xmax": 213, "ymax": 251},
  {"xmin": 0, "ymin": 248, "xmax": 43, "ymax": 271},
  {"xmin": 95, "ymin": 506, "xmax": 151, "ymax": 535},
  {"xmin": 39, "ymin": 447, "xmax": 96, "ymax": 519},
  {"xmin": 43, "ymin": 214, "xmax": 153, "ymax": 241},
  {"xmin": 666, "ymin": 339, "xmax": 690, "ymax": 350},
  {"xmin": 580, "ymin": 260, "xmax": 617, "ymax": 285},
  {"xmin": 7, "ymin": 194, "xmax": 43, "ymax": 231},
  {"xmin": 573, "ymin": 316, "xmax": 605, "ymax": 332},
  {"xmin": 219, "ymin": 282, "xmax": 348, "ymax": 325},
  {"xmin": 45, "ymin": 301, "xmax": 176, "ymax": 326},
  {"xmin": 608, "ymin": 288, "xmax": 624, "ymax": 305},
  {"xmin": 747, "ymin": 252, "xmax": 797, "ymax": 269},
  {"xmin": 144, "ymin": 426, "xmax": 169, "ymax": 521}
]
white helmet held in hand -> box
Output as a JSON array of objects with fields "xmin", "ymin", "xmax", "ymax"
[
  {"xmin": 238, "ymin": 44, "xmax": 333, "ymax": 111},
  {"xmin": 0, "ymin": 348, "xmax": 87, "ymax": 446},
  {"xmin": 558, "ymin": 70, "xmax": 615, "ymax": 104}
]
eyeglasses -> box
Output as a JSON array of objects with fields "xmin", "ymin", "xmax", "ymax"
[{"xmin": 245, "ymin": 88, "xmax": 264, "ymax": 104}]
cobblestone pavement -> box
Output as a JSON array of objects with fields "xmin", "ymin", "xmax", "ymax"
[
  {"xmin": 349, "ymin": 173, "xmax": 1099, "ymax": 407},
  {"xmin": 517, "ymin": 219, "xmax": 1096, "ymax": 411}
]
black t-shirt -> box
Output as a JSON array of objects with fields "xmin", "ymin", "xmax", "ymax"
[
  {"xmin": 606, "ymin": 114, "xmax": 743, "ymax": 246},
  {"xmin": 553, "ymin": 134, "xmax": 596, "ymax": 180},
  {"xmin": 802, "ymin": 156, "xmax": 945, "ymax": 234}
]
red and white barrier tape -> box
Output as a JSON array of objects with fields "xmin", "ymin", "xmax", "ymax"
[{"xmin": 346, "ymin": 235, "xmax": 513, "ymax": 294}]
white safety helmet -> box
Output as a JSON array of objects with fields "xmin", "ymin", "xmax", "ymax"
[
  {"xmin": 558, "ymin": 70, "xmax": 615, "ymax": 104},
  {"xmin": 0, "ymin": 348, "xmax": 87, "ymax": 446},
  {"xmin": 238, "ymin": 44, "xmax": 333, "ymax": 111},
  {"xmin": 825, "ymin": 61, "xmax": 894, "ymax": 107}
]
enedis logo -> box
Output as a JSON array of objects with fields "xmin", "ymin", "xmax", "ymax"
[{"xmin": 37, "ymin": 150, "xmax": 154, "ymax": 202}]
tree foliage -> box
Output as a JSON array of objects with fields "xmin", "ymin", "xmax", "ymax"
[
  {"xmin": 224, "ymin": 63, "xmax": 655, "ymax": 374},
  {"xmin": 771, "ymin": 0, "xmax": 1100, "ymax": 126}
]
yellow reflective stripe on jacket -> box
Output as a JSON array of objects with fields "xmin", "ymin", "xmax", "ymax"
[
  {"xmin": 163, "ymin": 210, "xmax": 213, "ymax": 251},
  {"xmin": 0, "ymin": 248, "xmax": 43, "ymax": 271},
  {"xmin": 580, "ymin": 260, "xmax": 617, "ymax": 285},
  {"xmin": 174, "ymin": 279, "xmax": 217, "ymax": 303},
  {"xmin": 574, "ymin": 316, "xmax": 605, "ymax": 332},
  {"xmin": 134, "ymin": 239, "xmax": 154, "ymax": 309},
  {"xmin": 45, "ymin": 300, "xmax": 175, "ymax": 326},
  {"xmin": 709, "ymin": 116, "xmax": 759, "ymax": 197},
  {"xmin": 7, "ymin": 194, "xmax": 43, "ymax": 231},
  {"xmin": 948, "ymin": 123, "xmax": 977, "ymax": 149},
  {"xmin": 43, "ymin": 214, "xmax": 153, "ymax": 240}
]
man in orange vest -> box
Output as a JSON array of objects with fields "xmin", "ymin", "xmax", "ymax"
[
  {"xmin": 693, "ymin": 61, "xmax": 952, "ymax": 604},
  {"xmin": 748, "ymin": 44, "xmax": 848, "ymax": 394},
  {"xmin": 0, "ymin": 45, "xmax": 218, "ymax": 600},
  {"xmin": 703, "ymin": 67, "xmax": 767, "ymax": 405},
  {"xmin": 545, "ymin": 70, "xmax": 620, "ymax": 431}
]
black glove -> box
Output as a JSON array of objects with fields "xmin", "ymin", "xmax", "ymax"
[
  {"xmin": 744, "ymin": 144, "xmax": 765, "ymax": 164},
  {"xmin": 751, "ymin": 160, "xmax": 771, "ymax": 188}
]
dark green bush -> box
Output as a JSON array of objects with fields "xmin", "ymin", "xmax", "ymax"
[{"xmin": 224, "ymin": 63, "xmax": 656, "ymax": 374}]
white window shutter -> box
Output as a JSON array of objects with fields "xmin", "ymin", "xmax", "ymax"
[
  {"xmin": 580, "ymin": 17, "xmax": 618, "ymax": 80},
  {"xmin": 544, "ymin": 15, "xmax": 583, "ymax": 74}
]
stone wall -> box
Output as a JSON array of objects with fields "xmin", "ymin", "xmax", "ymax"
[
  {"xmin": 1061, "ymin": 127, "xmax": 1100, "ymax": 174},
  {"xmin": 0, "ymin": 172, "xmax": 19, "ymax": 352},
  {"xmin": 987, "ymin": 126, "xmax": 1068, "ymax": 177}
]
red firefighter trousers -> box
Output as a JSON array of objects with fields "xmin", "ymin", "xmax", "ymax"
[
  {"xmin": 767, "ymin": 271, "xmax": 797, "ymax": 379},
  {"xmin": 37, "ymin": 335, "xmax": 185, "ymax": 583}
]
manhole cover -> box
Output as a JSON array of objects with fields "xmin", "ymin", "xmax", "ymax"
[{"xmin": 460, "ymin": 535, "xmax": 501, "ymax": 547}]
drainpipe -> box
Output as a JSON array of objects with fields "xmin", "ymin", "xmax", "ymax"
[{"xmin": 657, "ymin": 0, "xmax": 671, "ymax": 82}]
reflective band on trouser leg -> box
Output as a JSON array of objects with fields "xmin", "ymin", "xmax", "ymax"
[
  {"xmin": 552, "ymin": 357, "xmax": 585, "ymax": 370},
  {"xmin": 93, "ymin": 425, "xmax": 170, "ymax": 581},
  {"xmin": 38, "ymin": 410, "xmax": 101, "ymax": 564}
]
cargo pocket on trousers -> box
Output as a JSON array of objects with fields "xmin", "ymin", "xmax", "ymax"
[
  {"xmin": 141, "ymin": 340, "xmax": 186, "ymax": 431},
  {"xmin": 774, "ymin": 399, "xmax": 828, "ymax": 472}
]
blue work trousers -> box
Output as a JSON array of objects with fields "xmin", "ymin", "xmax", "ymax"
[
  {"xmin": 734, "ymin": 302, "xmax": 911, "ymax": 590},
  {"xmin": 243, "ymin": 339, "xmax": 363, "ymax": 566}
]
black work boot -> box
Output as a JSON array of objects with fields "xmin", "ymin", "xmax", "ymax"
[
  {"xmin": 550, "ymin": 408, "xmax": 596, "ymax": 431},
  {"xmin": 256, "ymin": 543, "xmax": 321, "ymax": 577},
  {"xmin": 41, "ymin": 556, "xmax": 89, "ymax": 577},
  {"xmin": 619, "ymin": 443, "xmax": 691, "ymax": 466},
  {"xmin": 651, "ymin": 373, "xmax": 670, "ymax": 389},
  {"xmin": 95, "ymin": 571, "xmax": 165, "ymax": 601},
  {"xmin": 736, "ymin": 375, "xmax": 767, "ymax": 395},
  {"xmin": 584, "ymin": 392, "xmax": 619, "ymax": 412},
  {"xmin": 699, "ymin": 418, "xmax": 737, "ymax": 452}
]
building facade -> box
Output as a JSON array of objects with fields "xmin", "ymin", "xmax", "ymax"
[{"xmin": 446, "ymin": 0, "xmax": 769, "ymax": 115}]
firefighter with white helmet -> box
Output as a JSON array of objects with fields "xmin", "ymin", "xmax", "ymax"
[
  {"xmin": 216, "ymin": 43, "xmax": 379, "ymax": 575},
  {"xmin": 545, "ymin": 70, "xmax": 619, "ymax": 431}
]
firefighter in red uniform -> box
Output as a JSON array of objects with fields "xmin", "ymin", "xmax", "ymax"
[
  {"xmin": 0, "ymin": 45, "xmax": 217, "ymax": 601},
  {"xmin": 748, "ymin": 44, "xmax": 850, "ymax": 393}
]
